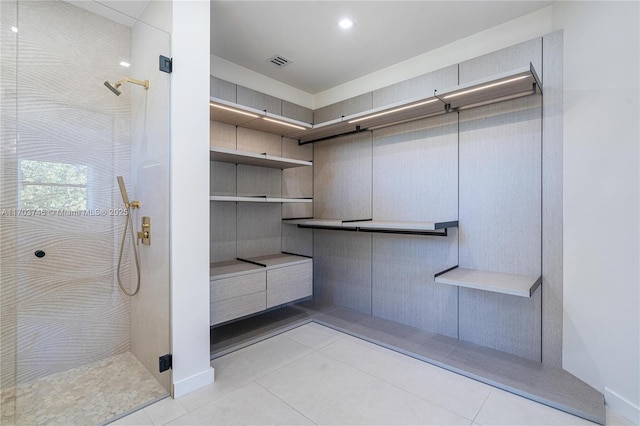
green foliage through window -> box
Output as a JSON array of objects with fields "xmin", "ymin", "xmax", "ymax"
[{"xmin": 20, "ymin": 160, "xmax": 88, "ymax": 210}]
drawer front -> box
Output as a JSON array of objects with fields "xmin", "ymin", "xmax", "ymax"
[
  {"xmin": 210, "ymin": 292, "xmax": 266, "ymax": 326},
  {"xmin": 266, "ymin": 262, "xmax": 313, "ymax": 309},
  {"xmin": 211, "ymin": 272, "xmax": 266, "ymax": 302}
]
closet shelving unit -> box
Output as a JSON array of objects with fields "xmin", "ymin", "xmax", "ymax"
[
  {"xmin": 209, "ymin": 129, "xmax": 314, "ymax": 326},
  {"xmin": 210, "ymin": 62, "xmax": 543, "ymax": 320}
]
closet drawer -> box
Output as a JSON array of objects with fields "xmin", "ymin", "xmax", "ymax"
[
  {"xmin": 266, "ymin": 261, "xmax": 313, "ymax": 308},
  {"xmin": 210, "ymin": 271, "xmax": 266, "ymax": 302},
  {"xmin": 210, "ymin": 292, "xmax": 266, "ymax": 326}
]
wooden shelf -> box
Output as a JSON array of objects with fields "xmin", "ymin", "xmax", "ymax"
[
  {"xmin": 434, "ymin": 267, "xmax": 542, "ymax": 297},
  {"xmin": 210, "ymin": 147, "xmax": 312, "ymax": 169},
  {"xmin": 239, "ymin": 253, "xmax": 312, "ymax": 270},
  {"xmin": 210, "ymin": 259, "xmax": 264, "ymax": 280},
  {"xmin": 210, "ymin": 195, "xmax": 312, "ymax": 203}
]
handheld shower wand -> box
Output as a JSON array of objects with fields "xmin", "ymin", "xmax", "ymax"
[{"xmin": 116, "ymin": 176, "xmax": 141, "ymax": 296}]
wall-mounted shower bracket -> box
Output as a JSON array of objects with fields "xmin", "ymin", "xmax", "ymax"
[{"xmin": 138, "ymin": 216, "xmax": 151, "ymax": 246}]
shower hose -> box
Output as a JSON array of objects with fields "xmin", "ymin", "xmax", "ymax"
[{"xmin": 116, "ymin": 205, "xmax": 141, "ymax": 296}]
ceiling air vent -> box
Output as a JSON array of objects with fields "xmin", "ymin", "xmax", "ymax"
[{"xmin": 267, "ymin": 55, "xmax": 292, "ymax": 68}]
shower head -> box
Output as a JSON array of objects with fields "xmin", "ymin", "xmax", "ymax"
[
  {"xmin": 116, "ymin": 176, "xmax": 130, "ymax": 205},
  {"xmin": 104, "ymin": 77, "xmax": 149, "ymax": 96},
  {"xmin": 104, "ymin": 80, "xmax": 122, "ymax": 96}
]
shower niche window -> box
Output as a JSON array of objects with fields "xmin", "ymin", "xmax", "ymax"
[{"xmin": 19, "ymin": 159, "xmax": 88, "ymax": 211}]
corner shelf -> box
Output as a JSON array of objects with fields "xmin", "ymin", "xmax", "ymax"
[
  {"xmin": 210, "ymin": 196, "xmax": 312, "ymax": 203},
  {"xmin": 210, "ymin": 147, "xmax": 312, "ymax": 169},
  {"xmin": 434, "ymin": 267, "xmax": 542, "ymax": 297}
]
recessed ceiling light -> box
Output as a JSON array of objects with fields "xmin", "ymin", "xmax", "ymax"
[
  {"xmin": 11, "ymin": 26, "xmax": 18, "ymax": 33},
  {"xmin": 120, "ymin": 61, "xmax": 131, "ymax": 68},
  {"xmin": 338, "ymin": 18, "xmax": 353, "ymax": 29}
]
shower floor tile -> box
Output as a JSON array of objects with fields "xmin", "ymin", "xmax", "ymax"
[{"xmin": 0, "ymin": 352, "xmax": 167, "ymax": 426}]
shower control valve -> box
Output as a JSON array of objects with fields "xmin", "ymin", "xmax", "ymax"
[{"xmin": 138, "ymin": 216, "xmax": 151, "ymax": 246}]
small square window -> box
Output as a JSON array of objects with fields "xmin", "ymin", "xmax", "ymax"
[{"xmin": 20, "ymin": 160, "xmax": 88, "ymax": 210}]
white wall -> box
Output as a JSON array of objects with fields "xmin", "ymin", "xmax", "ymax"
[
  {"xmin": 170, "ymin": 0, "xmax": 214, "ymax": 398},
  {"xmin": 552, "ymin": 2, "xmax": 639, "ymax": 424}
]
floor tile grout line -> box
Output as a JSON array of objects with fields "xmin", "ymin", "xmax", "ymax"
[
  {"xmin": 254, "ymin": 381, "xmax": 320, "ymax": 425},
  {"xmin": 471, "ymin": 388, "xmax": 493, "ymax": 424},
  {"xmin": 213, "ymin": 334, "xmax": 319, "ymax": 391},
  {"xmin": 315, "ymin": 337, "xmax": 476, "ymax": 424}
]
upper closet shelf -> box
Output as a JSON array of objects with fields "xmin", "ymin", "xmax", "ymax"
[
  {"xmin": 210, "ymin": 64, "xmax": 541, "ymax": 144},
  {"xmin": 211, "ymin": 196, "xmax": 312, "ymax": 203},
  {"xmin": 210, "ymin": 97, "xmax": 312, "ymax": 137},
  {"xmin": 434, "ymin": 267, "xmax": 542, "ymax": 297},
  {"xmin": 437, "ymin": 63, "xmax": 541, "ymax": 111},
  {"xmin": 210, "ymin": 147, "xmax": 312, "ymax": 169}
]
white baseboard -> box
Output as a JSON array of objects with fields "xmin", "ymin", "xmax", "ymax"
[
  {"xmin": 172, "ymin": 367, "xmax": 215, "ymax": 398},
  {"xmin": 605, "ymin": 387, "xmax": 640, "ymax": 425}
]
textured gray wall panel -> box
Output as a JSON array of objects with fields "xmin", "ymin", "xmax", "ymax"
[
  {"xmin": 542, "ymin": 31, "xmax": 563, "ymax": 367},
  {"xmin": 314, "ymin": 132, "xmax": 372, "ymax": 220},
  {"xmin": 237, "ymin": 164, "xmax": 281, "ymax": 197},
  {"xmin": 314, "ymin": 92, "xmax": 373, "ymax": 124},
  {"xmin": 210, "ymin": 161, "xmax": 236, "ymax": 196},
  {"xmin": 210, "ymin": 76, "xmax": 236, "ymax": 102},
  {"xmin": 459, "ymin": 38, "xmax": 542, "ymax": 85},
  {"xmin": 282, "ymin": 101, "xmax": 313, "ymax": 125},
  {"xmin": 210, "ymin": 120, "xmax": 237, "ymax": 150},
  {"xmin": 237, "ymin": 85, "xmax": 281, "ymax": 115},
  {"xmin": 372, "ymin": 114, "xmax": 458, "ymax": 222},
  {"xmin": 210, "ymin": 201, "xmax": 237, "ymax": 263},
  {"xmin": 372, "ymin": 65, "xmax": 458, "ymax": 108},
  {"xmin": 282, "ymin": 224, "xmax": 313, "ymax": 257},
  {"xmin": 237, "ymin": 127, "xmax": 281, "ymax": 156},
  {"xmin": 372, "ymin": 232, "xmax": 459, "ymax": 337},
  {"xmin": 458, "ymin": 97, "xmax": 541, "ymax": 276},
  {"xmin": 237, "ymin": 203, "xmax": 281, "ymax": 258},
  {"xmin": 313, "ymin": 230, "xmax": 372, "ymax": 314},
  {"xmin": 459, "ymin": 285, "xmax": 542, "ymax": 361},
  {"xmin": 282, "ymin": 137, "xmax": 313, "ymax": 161}
]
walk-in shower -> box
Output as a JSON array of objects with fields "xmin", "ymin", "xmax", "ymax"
[{"xmin": 0, "ymin": 1, "xmax": 171, "ymax": 424}]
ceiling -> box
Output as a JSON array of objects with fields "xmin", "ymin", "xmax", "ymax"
[{"xmin": 211, "ymin": 1, "xmax": 553, "ymax": 94}]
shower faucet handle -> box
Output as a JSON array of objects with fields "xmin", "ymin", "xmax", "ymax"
[{"xmin": 137, "ymin": 216, "xmax": 151, "ymax": 246}]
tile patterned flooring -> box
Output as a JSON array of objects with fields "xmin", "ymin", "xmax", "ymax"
[
  {"xmin": 115, "ymin": 324, "xmax": 632, "ymax": 426},
  {"xmin": 1, "ymin": 352, "xmax": 167, "ymax": 426}
]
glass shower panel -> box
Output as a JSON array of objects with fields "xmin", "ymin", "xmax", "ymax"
[
  {"xmin": 1, "ymin": 1, "xmax": 19, "ymax": 424},
  {"xmin": 0, "ymin": 1, "xmax": 172, "ymax": 424}
]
